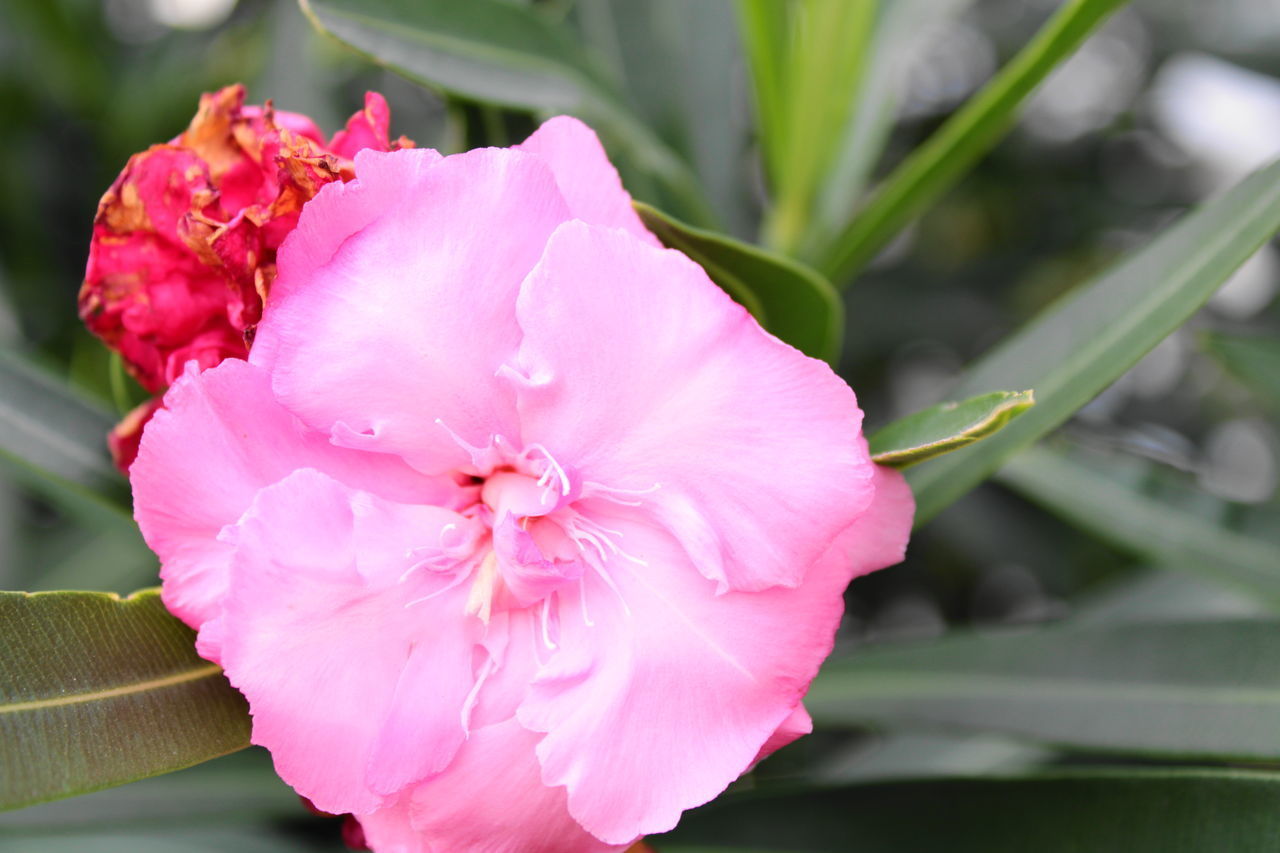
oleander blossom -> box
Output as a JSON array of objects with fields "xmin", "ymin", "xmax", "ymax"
[
  {"xmin": 80, "ymin": 85, "xmax": 411, "ymax": 470},
  {"xmin": 131, "ymin": 117, "xmax": 914, "ymax": 852}
]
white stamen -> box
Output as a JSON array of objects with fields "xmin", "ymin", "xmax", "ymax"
[
  {"xmin": 540, "ymin": 595, "xmax": 558, "ymax": 649},
  {"xmin": 579, "ymin": 579, "xmax": 595, "ymax": 628},
  {"xmin": 460, "ymin": 654, "xmax": 498, "ymax": 736}
]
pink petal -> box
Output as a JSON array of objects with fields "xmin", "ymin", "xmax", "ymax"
[
  {"xmin": 359, "ymin": 720, "xmax": 633, "ymax": 853},
  {"xmin": 517, "ymin": 507, "xmax": 889, "ymax": 843},
  {"xmin": 511, "ymin": 222, "xmax": 876, "ymax": 592},
  {"xmin": 328, "ymin": 92, "xmax": 396, "ymax": 158},
  {"xmin": 218, "ymin": 469, "xmax": 481, "ymax": 814},
  {"xmin": 846, "ymin": 460, "xmax": 915, "ymax": 578},
  {"xmin": 252, "ymin": 148, "xmax": 573, "ymax": 475},
  {"xmin": 131, "ymin": 358, "xmax": 449, "ymax": 637},
  {"xmin": 752, "ymin": 704, "xmax": 814, "ymax": 766},
  {"xmin": 509, "ymin": 465, "xmax": 912, "ymax": 841},
  {"xmin": 517, "ymin": 117, "xmax": 658, "ymax": 247}
]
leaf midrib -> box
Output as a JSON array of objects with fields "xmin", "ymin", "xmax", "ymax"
[{"xmin": 0, "ymin": 663, "xmax": 225, "ymax": 715}]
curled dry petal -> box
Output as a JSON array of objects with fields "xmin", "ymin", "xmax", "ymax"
[{"xmin": 81, "ymin": 85, "xmax": 410, "ymax": 469}]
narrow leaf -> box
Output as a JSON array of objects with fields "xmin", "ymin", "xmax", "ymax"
[
  {"xmin": 997, "ymin": 444, "xmax": 1280, "ymax": 605},
  {"xmin": 0, "ymin": 589, "xmax": 250, "ymax": 810},
  {"xmin": 661, "ymin": 770, "xmax": 1280, "ymax": 852},
  {"xmin": 752, "ymin": 0, "xmax": 878, "ymax": 255},
  {"xmin": 806, "ymin": 619, "xmax": 1280, "ymax": 760},
  {"xmin": 818, "ymin": 0, "xmax": 1128, "ymax": 284},
  {"xmin": 0, "ymin": 349, "xmax": 128, "ymax": 511},
  {"xmin": 1201, "ymin": 332, "xmax": 1280, "ymax": 412},
  {"xmin": 298, "ymin": 0, "xmax": 712, "ymax": 223},
  {"xmin": 634, "ymin": 202, "xmax": 844, "ymax": 364},
  {"xmin": 869, "ymin": 390, "xmax": 1034, "ymax": 468},
  {"xmin": 905, "ymin": 158, "xmax": 1280, "ymax": 524},
  {"xmin": 809, "ymin": 0, "xmax": 977, "ymax": 254}
]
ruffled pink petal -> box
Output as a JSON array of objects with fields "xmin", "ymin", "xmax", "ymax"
[
  {"xmin": 329, "ymin": 92, "xmax": 396, "ymax": 158},
  {"xmin": 360, "ymin": 720, "xmax": 633, "ymax": 853},
  {"xmin": 218, "ymin": 469, "xmax": 481, "ymax": 814},
  {"xmin": 511, "ymin": 222, "xmax": 875, "ymax": 592},
  {"xmin": 517, "ymin": 506, "xmax": 894, "ymax": 844},
  {"xmin": 516, "ymin": 117, "xmax": 658, "ymax": 247},
  {"xmin": 131, "ymin": 358, "xmax": 450, "ymax": 637},
  {"xmin": 253, "ymin": 148, "xmax": 572, "ymax": 475}
]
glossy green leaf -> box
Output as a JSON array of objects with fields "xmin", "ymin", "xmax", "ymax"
[
  {"xmin": 0, "ymin": 589, "xmax": 250, "ymax": 810},
  {"xmin": 869, "ymin": 390, "xmax": 1034, "ymax": 468},
  {"xmin": 659, "ymin": 770, "xmax": 1280, "ymax": 852},
  {"xmin": 906, "ymin": 157, "xmax": 1280, "ymax": 524},
  {"xmin": 0, "ymin": 349, "xmax": 128, "ymax": 512},
  {"xmin": 805, "ymin": 619, "xmax": 1280, "ymax": 760},
  {"xmin": 997, "ymin": 443, "xmax": 1280, "ymax": 605},
  {"xmin": 818, "ymin": 0, "xmax": 1128, "ymax": 284},
  {"xmin": 298, "ymin": 0, "xmax": 711, "ymax": 223},
  {"xmin": 633, "ymin": 202, "xmax": 844, "ymax": 364},
  {"xmin": 1202, "ymin": 332, "xmax": 1280, "ymax": 412}
]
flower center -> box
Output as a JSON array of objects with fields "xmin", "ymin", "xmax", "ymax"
[{"xmin": 425, "ymin": 422, "xmax": 656, "ymax": 632}]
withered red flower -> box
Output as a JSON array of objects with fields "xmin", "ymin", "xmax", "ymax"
[{"xmin": 80, "ymin": 85, "xmax": 410, "ymax": 470}]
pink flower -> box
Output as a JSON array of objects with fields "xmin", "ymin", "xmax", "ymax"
[
  {"xmin": 131, "ymin": 117, "xmax": 914, "ymax": 852},
  {"xmin": 80, "ymin": 85, "xmax": 411, "ymax": 470}
]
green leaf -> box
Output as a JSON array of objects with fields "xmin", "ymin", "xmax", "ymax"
[
  {"xmin": 0, "ymin": 349, "xmax": 129, "ymax": 512},
  {"xmin": 659, "ymin": 769, "xmax": 1280, "ymax": 852},
  {"xmin": 739, "ymin": 0, "xmax": 878, "ymax": 255},
  {"xmin": 905, "ymin": 157, "xmax": 1280, "ymax": 524},
  {"xmin": 298, "ymin": 0, "xmax": 712, "ymax": 224},
  {"xmin": 633, "ymin": 202, "xmax": 844, "ymax": 364},
  {"xmin": 997, "ymin": 443, "xmax": 1280, "ymax": 605},
  {"xmin": 818, "ymin": 0, "xmax": 1128, "ymax": 284},
  {"xmin": 868, "ymin": 390, "xmax": 1034, "ymax": 468},
  {"xmin": 805, "ymin": 619, "xmax": 1280, "ymax": 760},
  {"xmin": 1202, "ymin": 332, "xmax": 1280, "ymax": 413},
  {"xmin": 808, "ymin": 0, "xmax": 976, "ymax": 256},
  {"xmin": 0, "ymin": 589, "xmax": 251, "ymax": 811}
]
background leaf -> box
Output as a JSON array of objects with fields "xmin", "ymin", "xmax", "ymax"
[
  {"xmin": 869, "ymin": 389, "xmax": 1034, "ymax": 468},
  {"xmin": 738, "ymin": 0, "xmax": 877, "ymax": 254},
  {"xmin": 658, "ymin": 770, "xmax": 1280, "ymax": 852},
  {"xmin": 904, "ymin": 157, "xmax": 1280, "ymax": 524},
  {"xmin": 0, "ymin": 589, "xmax": 250, "ymax": 810},
  {"xmin": 0, "ymin": 349, "xmax": 128, "ymax": 512},
  {"xmin": 298, "ymin": 0, "xmax": 712, "ymax": 223},
  {"xmin": 817, "ymin": 0, "xmax": 1128, "ymax": 284},
  {"xmin": 805, "ymin": 619, "xmax": 1280, "ymax": 760},
  {"xmin": 634, "ymin": 202, "xmax": 843, "ymax": 363},
  {"xmin": 1201, "ymin": 332, "xmax": 1280, "ymax": 414},
  {"xmin": 996, "ymin": 443, "xmax": 1280, "ymax": 604},
  {"xmin": 807, "ymin": 0, "xmax": 976, "ymax": 256}
]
